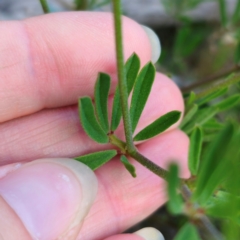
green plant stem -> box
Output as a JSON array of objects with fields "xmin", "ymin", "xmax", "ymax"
[
  {"xmin": 109, "ymin": 134, "xmax": 127, "ymax": 154},
  {"xmin": 181, "ymin": 65, "xmax": 240, "ymax": 93},
  {"xmin": 39, "ymin": 0, "xmax": 50, "ymax": 13},
  {"xmin": 181, "ymin": 184, "xmax": 224, "ymax": 240},
  {"xmin": 195, "ymin": 216, "xmax": 224, "ymax": 240},
  {"xmin": 130, "ymin": 150, "xmax": 169, "ymax": 180},
  {"xmin": 112, "ymin": 2, "xmax": 225, "ymax": 238},
  {"xmin": 112, "ymin": 0, "xmax": 135, "ymax": 151},
  {"xmin": 194, "ymin": 74, "xmax": 240, "ymax": 101}
]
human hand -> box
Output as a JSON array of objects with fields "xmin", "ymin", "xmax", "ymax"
[{"xmin": 0, "ymin": 12, "xmax": 190, "ymax": 240}]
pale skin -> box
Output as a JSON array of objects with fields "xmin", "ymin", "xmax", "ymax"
[{"xmin": 0, "ymin": 12, "xmax": 190, "ymax": 240}]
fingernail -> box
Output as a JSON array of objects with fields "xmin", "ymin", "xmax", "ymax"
[
  {"xmin": 141, "ymin": 25, "xmax": 161, "ymax": 63},
  {"xmin": 0, "ymin": 158, "xmax": 98, "ymax": 240},
  {"xmin": 134, "ymin": 227, "xmax": 165, "ymax": 240}
]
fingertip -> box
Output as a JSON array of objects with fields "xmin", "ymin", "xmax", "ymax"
[
  {"xmin": 134, "ymin": 227, "xmax": 165, "ymax": 240},
  {"xmin": 0, "ymin": 158, "xmax": 98, "ymax": 240}
]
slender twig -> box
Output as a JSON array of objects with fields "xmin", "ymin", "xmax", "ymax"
[
  {"xmin": 112, "ymin": 1, "xmax": 225, "ymax": 239},
  {"xmin": 39, "ymin": 0, "xmax": 50, "ymax": 13},
  {"xmin": 194, "ymin": 73, "xmax": 240, "ymax": 101},
  {"xmin": 112, "ymin": 0, "xmax": 135, "ymax": 151},
  {"xmin": 181, "ymin": 65, "xmax": 240, "ymax": 93},
  {"xmin": 195, "ymin": 216, "xmax": 224, "ymax": 240},
  {"xmin": 112, "ymin": 0, "xmax": 169, "ymax": 180},
  {"xmin": 129, "ymin": 150, "xmax": 169, "ymax": 180},
  {"xmin": 181, "ymin": 185, "xmax": 224, "ymax": 240}
]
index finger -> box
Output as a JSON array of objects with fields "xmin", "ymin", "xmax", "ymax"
[{"xmin": 0, "ymin": 12, "xmax": 157, "ymax": 123}]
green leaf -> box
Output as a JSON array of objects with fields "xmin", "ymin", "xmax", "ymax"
[
  {"xmin": 134, "ymin": 111, "xmax": 181, "ymax": 141},
  {"xmin": 130, "ymin": 62, "xmax": 155, "ymax": 132},
  {"xmin": 75, "ymin": 150, "xmax": 117, "ymax": 170},
  {"xmin": 167, "ymin": 163, "xmax": 183, "ymax": 215},
  {"xmin": 39, "ymin": 0, "xmax": 51, "ymax": 13},
  {"xmin": 235, "ymin": 42, "xmax": 240, "ymax": 64},
  {"xmin": 194, "ymin": 123, "xmax": 234, "ymax": 204},
  {"xmin": 180, "ymin": 104, "xmax": 198, "ymax": 129},
  {"xmin": 186, "ymin": 91, "xmax": 196, "ymax": 107},
  {"xmin": 79, "ymin": 97, "xmax": 108, "ymax": 144},
  {"xmin": 188, "ymin": 127, "xmax": 203, "ymax": 175},
  {"xmin": 196, "ymin": 87, "xmax": 228, "ymax": 106},
  {"xmin": 232, "ymin": 0, "xmax": 240, "ymax": 23},
  {"xmin": 182, "ymin": 107, "xmax": 218, "ymax": 134},
  {"xmin": 203, "ymin": 118, "xmax": 223, "ymax": 131},
  {"xmin": 218, "ymin": 0, "xmax": 228, "ymax": 27},
  {"xmin": 174, "ymin": 223, "xmax": 200, "ymax": 240},
  {"xmin": 94, "ymin": 73, "xmax": 111, "ymax": 132},
  {"xmin": 111, "ymin": 53, "xmax": 140, "ymax": 131},
  {"xmin": 205, "ymin": 191, "xmax": 240, "ymax": 224},
  {"xmin": 174, "ymin": 26, "xmax": 205, "ymax": 58},
  {"xmin": 120, "ymin": 155, "xmax": 136, "ymax": 177},
  {"xmin": 214, "ymin": 94, "xmax": 240, "ymax": 111}
]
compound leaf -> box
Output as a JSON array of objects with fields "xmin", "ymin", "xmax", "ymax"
[
  {"xmin": 120, "ymin": 155, "xmax": 136, "ymax": 177},
  {"xmin": 134, "ymin": 111, "xmax": 181, "ymax": 141},
  {"xmin": 188, "ymin": 127, "xmax": 203, "ymax": 175},
  {"xmin": 79, "ymin": 97, "xmax": 108, "ymax": 144},
  {"xmin": 94, "ymin": 73, "xmax": 111, "ymax": 132},
  {"xmin": 130, "ymin": 62, "xmax": 155, "ymax": 132},
  {"xmin": 75, "ymin": 150, "xmax": 117, "ymax": 170},
  {"xmin": 111, "ymin": 53, "xmax": 140, "ymax": 131}
]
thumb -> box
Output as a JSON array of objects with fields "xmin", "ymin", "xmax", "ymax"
[{"xmin": 0, "ymin": 158, "xmax": 98, "ymax": 240}]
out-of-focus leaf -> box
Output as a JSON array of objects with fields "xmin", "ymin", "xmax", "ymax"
[
  {"xmin": 174, "ymin": 223, "xmax": 201, "ymax": 240},
  {"xmin": 203, "ymin": 118, "xmax": 224, "ymax": 131},
  {"xmin": 167, "ymin": 163, "xmax": 183, "ymax": 215},
  {"xmin": 120, "ymin": 155, "xmax": 136, "ymax": 177},
  {"xmin": 196, "ymin": 87, "xmax": 228, "ymax": 106},
  {"xmin": 130, "ymin": 62, "xmax": 155, "ymax": 132},
  {"xmin": 79, "ymin": 97, "xmax": 108, "ymax": 143},
  {"xmin": 134, "ymin": 111, "xmax": 181, "ymax": 141},
  {"xmin": 188, "ymin": 127, "xmax": 203, "ymax": 175},
  {"xmin": 111, "ymin": 53, "xmax": 140, "ymax": 131},
  {"xmin": 75, "ymin": 150, "xmax": 117, "ymax": 170},
  {"xmin": 205, "ymin": 191, "xmax": 240, "ymax": 225},
  {"xmin": 203, "ymin": 132, "xmax": 218, "ymax": 142},
  {"xmin": 174, "ymin": 223, "xmax": 200, "ymax": 240},
  {"xmin": 94, "ymin": 73, "xmax": 110, "ymax": 132},
  {"xmin": 232, "ymin": 0, "xmax": 240, "ymax": 23},
  {"xmin": 198, "ymin": 160, "xmax": 229, "ymax": 204},
  {"xmin": 186, "ymin": 91, "xmax": 196, "ymax": 107},
  {"xmin": 174, "ymin": 26, "xmax": 205, "ymax": 58},
  {"xmin": 235, "ymin": 42, "xmax": 240, "ymax": 64},
  {"xmin": 180, "ymin": 104, "xmax": 198, "ymax": 129},
  {"xmin": 194, "ymin": 123, "xmax": 234, "ymax": 204},
  {"xmin": 214, "ymin": 94, "xmax": 240, "ymax": 111},
  {"xmin": 218, "ymin": 0, "xmax": 228, "ymax": 27},
  {"xmin": 40, "ymin": 0, "xmax": 51, "ymax": 13},
  {"xmin": 182, "ymin": 107, "xmax": 218, "ymax": 134}
]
